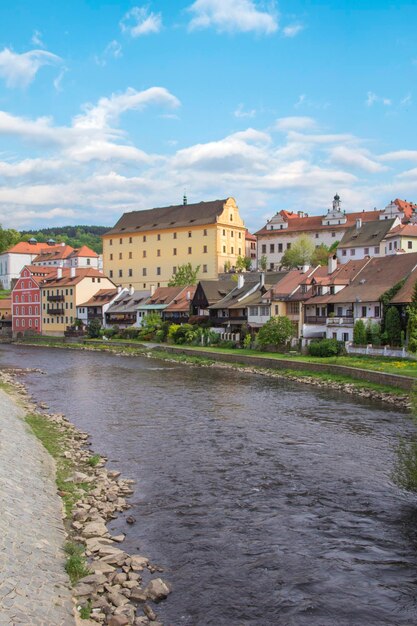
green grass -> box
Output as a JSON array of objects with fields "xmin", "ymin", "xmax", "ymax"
[
  {"xmin": 87, "ymin": 453, "xmax": 101, "ymax": 467},
  {"xmin": 64, "ymin": 542, "xmax": 91, "ymax": 585},
  {"xmin": 25, "ymin": 413, "xmax": 87, "ymax": 517}
]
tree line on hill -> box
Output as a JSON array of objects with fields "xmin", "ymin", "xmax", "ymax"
[{"xmin": 0, "ymin": 225, "xmax": 107, "ymax": 255}]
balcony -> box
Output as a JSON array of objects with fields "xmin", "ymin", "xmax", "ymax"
[
  {"xmin": 47, "ymin": 306, "xmax": 65, "ymax": 315},
  {"xmin": 47, "ymin": 294, "xmax": 65, "ymax": 302},
  {"xmin": 327, "ymin": 316, "xmax": 354, "ymax": 326},
  {"xmin": 304, "ymin": 316, "xmax": 327, "ymax": 324}
]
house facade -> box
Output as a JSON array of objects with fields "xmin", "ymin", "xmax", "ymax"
[
  {"xmin": 336, "ymin": 218, "xmax": 399, "ymax": 263},
  {"xmin": 12, "ymin": 265, "xmax": 57, "ymax": 336},
  {"xmin": 76, "ymin": 288, "xmax": 125, "ymax": 328},
  {"xmin": 41, "ymin": 268, "xmax": 115, "ymax": 335},
  {"xmin": 0, "ymin": 240, "xmax": 59, "ymax": 289},
  {"xmin": 102, "ymin": 197, "xmax": 247, "ymax": 289},
  {"xmin": 255, "ymin": 195, "xmax": 382, "ymax": 270}
]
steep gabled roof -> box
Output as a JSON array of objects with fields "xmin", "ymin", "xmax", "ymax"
[
  {"xmin": 255, "ymin": 209, "xmax": 382, "ymax": 237},
  {"xmin": 104, "ymin": 199, "xmax": 230, "ymax": 235},
  {"xmin": 78, "ymin": 289, "xmax": 119, "ymax": 308},
  {"xmin": 395, "ymin": 198, "xmax": 417, "ymax": 220},
  {"xmin": 338, "ymin": 219, "xmax": 396, "ymax": 249},
  {"xmin": 41, "ymin": 268, "xmax": 108, "ymax": 288},
  {"xmin": 327, "ymin": 253, "xmax": 417, "ymax": 303},
  {"xmin": 385, "ymin": 224, "xmax": 417, "ymax": 239},
  {"xmin": 164, "ymin": 286, "xmax": 197, "ymax": 312},
  {"xmin": 32, "ymin": 244, "xmax": 74, "ymax": 263},
  {"xmin": 4, "ymin": 241, "xmax": 57, "ymax": 255},
  {"xmin": 68, "ymin": 245, "xmax": 99, "ymax": 258}
]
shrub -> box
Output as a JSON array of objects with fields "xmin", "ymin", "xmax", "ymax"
[
  {"xmin": 87, "ymin": 317, "xmax": 101, "ymax": 339},
  {"xmin": 219, "ymin": 339, "xmax": 237, "ymax": 349},
  {"xmin": 154, "ymin": 329, "xmax": 165, "ymax": 342},
  {"xmin": 385, "ymin": 306, "xmax": 402, "ymax": 346},
  {"xmin": 308, "ymin": 338, "xmax": 343, "ymax": 357},
  {"xmin": 243, "ymin": 334, "xmax": 252, "ymax": 349},
  {"xmin": 353, "ymin": 319, "xmax": 366, "ymax": 345},
  {"xmin": 256, "ymin": 316, "xmax": 294, "ymax": 349}
]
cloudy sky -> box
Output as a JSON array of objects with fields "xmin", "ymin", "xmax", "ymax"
[{"xmin": 0, "ymin": 0, "xmax": 416, "ymax": 232}]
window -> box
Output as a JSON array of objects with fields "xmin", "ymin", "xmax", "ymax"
[
  {"xmin": 275, "ymin": 305, "xmax": 279, "ymax": 315},
  {"xmin": 143, "ymin": 283, "xmax": 146, "ymax": 288},
  {"xmin": 287, "ymin": 243, "xmax": 291, "ymax": 250},
  {"xmin": 249, "ymin": 306, "xmax": 258, "ymax": 316},
  {"xmin": 331, "ymin": 232, "xmax": 336, "ymax": 238},
  {"xmin": 129, "ymin": 237, "xmax": 132, "ymax": 243},
  {"xmin": 119, "ymin": 252, "xmax": 122, "ymax": 260},
  {"xmin": 203, "ymin": 245, "xmax": 207, "ymax": 253},
  {"xmin": 15, "ymin": 295, "xmax": 19, "ymax": 303},
  {"xmin": 260, "ymin": 306, "xmax": 269, "ymax": 316},
  {"xmin": 394, "ymin": 241, "xmax": 398, "ymax": 249},
  {"xmin": 231, "ymin": 231, "xmax": 234, "ymax": 238},
  {"xmin": 173, "ymin": 248, "xmax": 177, "ymax": 256},
  {"xmin": 223, "ymin": 246, "xmax": 226, "ymax": 253},
  {"xmin": 278, "ymin": 243, "xmax": 283, "ymax": 253},
  {"xmin": 173, "ymin": 266, "xmax": 177, "ymax": 274},
  {"xmin": 361, "ymin": 306, "xmax": 367, "ymax": 318},
  {"xmin": 374, "ymin": 246, "xmax": 380, "ymax": 254},
  {"xmin": 315, "ymin": 233, "xmax": 319, "ymax": 239},
  {"xmin": 16, "ymin": 319, "xmax": 19, "ymax": 327},
  {"xmin": 342, "ymin": 333, "xmax": 349, "ymax": 342},
  {"xmin": 408, "ymin": 241, "xmax": 413, "ymax": 249},
  {"xmin": 261, "ymin": 244, "xmax": 266, "ymax": 254},
  {"xmin": 157, "ymin": 249, "xmax": 161, "ymax": 257},
  {"xmin": 87, "ymin": 258, "xmax": 91, "ymax": 265},
  {"xmin": 188, "ymin": 231, "xmax": 192, "ymax": 238},
  {"xmin": 119, "ymin": 269, "xmax": 123, "ymax": 278},
  {"xmin": 238, "ymin": 232, "xmax": 241, "ymax": 239},
  {"xmin": 231, "ymin": 247, "xmax": 234, "ymax": 254},
  {"xmin": 157, "ymin": 234, "xmax": 161, "ymax": 241},
  {"xmin": 173, "ymin": 232, "xmax": 177, "ymax": 239},
  {"xmin": 128, "ymin": 269, "xmax": 132, "ymax": 277},
  {"xmin": 238, "ymin": 248, "xmax": 241, "ymax": 255},
  {"xmin": 230, "ymin": 214, "xmax": 233, "ymax": 221},
  {"xmin": 270, "ymin": 244, "xmax": 274, "ymax": 253},
  {"xmin": 110, "ymin": 239, "xmax": 113, "ymax": 246},
  {"xmin": 342, "ymin": 249, "xmax": 347, "ymax": 256},
  {"xmin": 128, "ymin": 252, "xmax": 132, "ymax": 259},
  {"xmin": 375, "ymin": 305, "xmax": 380, "ymax": 317},
  {"xmin": 350, "ymin": 248, "xmax": 355, "ymax": 256},
  {"xmin": 204, "ymin": 229, "xmax": 207, "ymax": 236},
  {"xmin": 143, "ymin": 235, "xmax": 146, "ymax": 242},
  {"xmin": 157, "ymin": 267, "xmax": 161, "ymax": 275},
  {"xmin": 110, "ymin": 253, "xmax": 113, "ymax": 261},
  {"xmin": 142, "ymin": 268, "xmax": 147, "ymax": 276},
  {"xmin": 119, "ymin": 238, "xmax": 122, "ymax": 244},
  {"xmin": 109, "ymin": 270, "xmax": 113, "ymax": 278},
  {"xmin": 203, "ymin": 264, "xmax": 208, "ymax": 273},
  {"xmin": 389, "ymin": 242, "xmax": 392, "ymax": 251},
  {"xmin": 269, "ymin": 263, "xmax": 274, "ymax": 270},
  {"xmin": 188, "ymin": 247, "xmax": 192, "ymax": 254},
  {"xmin": 364, "ymin": 247, "xmax": 369, "ymax": 255},
  {"xmin": 143, "ymin": 250, "xmax": 146, "ymax": 258}
]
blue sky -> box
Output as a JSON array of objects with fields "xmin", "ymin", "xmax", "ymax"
[{"xmin": 0, "ymin": 0, "xmax": 417, "ymax": 232}]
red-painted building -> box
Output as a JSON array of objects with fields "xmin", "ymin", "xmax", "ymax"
[{"xmin": 12, "ymin": 265, "xmax": 56, "ymax": 336}]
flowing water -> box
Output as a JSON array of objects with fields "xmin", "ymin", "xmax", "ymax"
[{"xmin": 1, "ymin": 344, "xmax": 417, "ymax": 626}]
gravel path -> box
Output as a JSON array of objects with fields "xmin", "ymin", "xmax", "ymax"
[{"xmin": 0, "ymin": 389, "xmax": 75, "ymax": 625}]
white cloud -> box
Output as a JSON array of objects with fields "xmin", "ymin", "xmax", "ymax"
[
  {"xmin": 234, "ymin": 103, "xmax": 256, "ymax": 118},
  {"xmin": 379, "ymin": 150, "xmax": 417, "ymax": 162},
  {"xmin": 329, "ymin": 146, "xmax": 387, "ymax": 173},
  {"xmin": 0, "ymin": 47, "xmax": 62, "ymax": 88},
  {"xmin": 53, "ymin": 66, "xmax": 68, "ymax": 92},
  {"xmin": 95, "ymin": 40, "xmax": 123, "ymax": 66},
  {"xmin": 73, "ymin": 86, "xmax": 180, "ymax": 130},
  {"xmin": 120, "ymin": 6, "xmax": 162, "ymax": 37},
  {"xmin": 282, "ymin": 24, "xmax": 303, "ymax": 37},
  {"xmin": 31, "ymin": 30, "xmax": 45, "ymax": 48},
  {"xmin": 275, "ymin": 116, "xmax": 316, "ymax": 131},
  {"xmin": 187, "ymin": 0, "xmax": 278, "ymax": 34},
  {"xmin": 366, "ymin": 91, "xmax": 391, "ymax": 107},
  {"xmin": 294, "ymin": 94, "xmax": 306, "ymax": 108},
  {"xmin": 400, "ymin": 94, "xmax": 412, "ymax": 107}
]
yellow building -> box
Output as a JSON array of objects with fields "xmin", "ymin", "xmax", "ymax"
[
  {"xmin": 41, "ymin": 267, "xmax": 115, "ymax": 335},
  {"xmin": 102, "ymin": 197, "xmax": 247, "ymax": 289},
  {"xmin": 384, "ymin": 224, "xmax": 417, "ymax": 255}
]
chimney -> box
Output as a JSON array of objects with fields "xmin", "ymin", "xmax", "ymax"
[
  {"xmin": 328, "ymin": 254, "xmax": 337, "ymax": 274},
  {"xmin": 356, "ymin": 218, "xmax": 362, "ymax": 230},
  {"xmin": 117, "ymin": 285, "xmax": 122, "ymax": 293},
  {"xmin": 186, "ymin": 290, "xmax": 191, "ymax": 301},
  {"xmin": 70, "ymin": 267, "xmax": 76, "ymax": 278},
  {"xmin": 260, "ymin": 272, "xmax": 265, "ymax": 288},
  {"xmin": 57, "ymin": 267, "xmax": 62, "ymax": 279},
  {"xmin": 301, "ymin": 264, "xmax": 309, "ymax": 274},
  {"xmin": 129, "ymin": 284, "xmax": 134, "ymax": 296},
  {"xmin": 183, "ymin": 192, "xmax": 187, "ymax": 205},
  {"xmin": 237, "ymin": 274, "xmax": 245, "ymax": 289},
  {"xmin": 150, "ymin": 284, "xmax": 156, "ymax": 296},
  {"xmin": 61, "ymin": 242, "xmax": 65, "ymax": 247}
]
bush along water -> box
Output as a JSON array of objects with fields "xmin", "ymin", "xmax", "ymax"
[{"xmin": 307, "ymin": 338, "xmax": 344, "ymax": 358}]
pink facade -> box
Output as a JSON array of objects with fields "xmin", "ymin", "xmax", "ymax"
[{"xmin": 12, "ymin": 267, "xmax": 44, "ymax": 335}]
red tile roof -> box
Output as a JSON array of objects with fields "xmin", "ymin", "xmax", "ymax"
[
  {"xmin": 146, "ymin": 286, "xmax": 185, "ymax": 305},
  {"xmin": 42, "ymin": 268, "xmax": 108, "ymax": 288},
  {"xmin": 78, "ymin": 289, "xmax": 119, "ymax": 307},
  {"xmin": 6, "ymin": 241, "xmax": 56, "ymax": 255},
  {"xmin": 255, "ymin": 209, "xmax": 382, "ymax": 236},
  {"xmin": 164, "ymin": 286, "xmax": 197, "ymax": 312},
  {"xmin": 395, "ymin": 198, "xmax": 417, "ymax": 220},
  {"xmin": 245, "ymin": 230, "xmax": 257, "ymax": 241},
  {"xmin": 32, "ymin": 244, "xmax": 74, "ymax": 263},
  {"xmin": 385, "ymin": 224, "xmax": 417, "ymax": 239},
  {"xmin": 68, "ymin": 245, "xmax": 99, "ymax": 258}
]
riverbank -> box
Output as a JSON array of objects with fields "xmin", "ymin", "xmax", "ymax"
[
  {"xmin": 14, "ymin": 338, "xmax": 413, "ymax": 409},
  {"xmin": 0, "ymin": 369, "xmax": 171, "ymax": 626}
]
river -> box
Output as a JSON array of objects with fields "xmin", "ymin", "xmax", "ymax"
[{"xmin": 1, "ymin": 344, "xmax": 417, "ymax": 626}]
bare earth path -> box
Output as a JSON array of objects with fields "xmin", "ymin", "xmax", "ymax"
[{"xmin": 0, "ymin": 389, "xmax": 74, "ymax": 625}]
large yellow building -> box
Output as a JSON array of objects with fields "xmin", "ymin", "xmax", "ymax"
[
  {"xmin": 102, "ymin": 197, "xmax": 247, "ymax": 289},
  {"xmin": 41, "ymin": 267, "xmax": 115, "ymax": 335}
]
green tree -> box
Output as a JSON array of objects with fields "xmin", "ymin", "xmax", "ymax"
[
  {"xmin": 140, "ymin": 312, "xmax": 162, "ymax": 335},
  {"xmin": 87, "ymin": 317, "xmax": 102, "ymax": 338},
  {"xmin": 353, "ymin": 319, "xmax": 366, "ymax": 345},
  {"xmin": 256, "ymin": 316, "xmax": 294, "ymax": 349},
  {"xmin": 235, "ymin": 255, "xmax": 252, "ymax": 272},
  {"xmin": 385, "ymin": 306, "xmax": 402, "ymax": 346},
  {"xmin": 406, "ymin": 281, "xmax": 417, "ymax": 352},
  {"xmin": 280, "ymin": 235, "xmax": 315, "ymax": 269},
  {"xmin": 259, "ymin": 255, "xmax": 267, "ymax": 271},
  {"xmin": 168, "ymin": 263, "xmax": 200, "ymax": 286},
  {"xmin": 0, "ymin": 225, "xmax": 20, "ymax": 254}
]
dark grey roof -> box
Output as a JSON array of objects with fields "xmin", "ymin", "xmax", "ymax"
[
  {"xmin": 196, "ymin": 280, "xmax": 236, "ymax": 305},
  {"xmin": 338, "ymin": 218, "xmax": 396, "ymax": 248},
  {"xmin": 106, "ymin": 290, "xmax": 150, "ymax": 313},
  {"xmin": 104, "ymin": 199, "xmax": 228, "ymax": 235}
]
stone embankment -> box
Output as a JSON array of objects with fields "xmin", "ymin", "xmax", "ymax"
[{"xmin": 0, "ymin": 369, "xmax": 172, "ymax": 626}]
